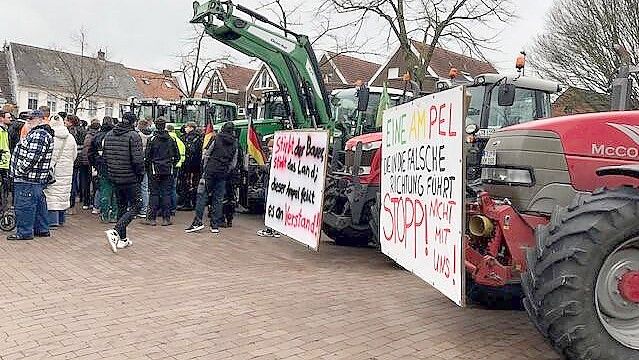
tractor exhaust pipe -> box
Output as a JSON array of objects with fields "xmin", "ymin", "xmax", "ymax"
[{"xmin": 469, "ymin": 215, "xmax": 494, "ymax": 237}]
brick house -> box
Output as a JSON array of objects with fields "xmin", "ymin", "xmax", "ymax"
[
  {"xmin": 127, "ymin": 68, "xmax": 182, "ymax": 101},
  {"xmin": 245, "ymin": 63, "xmax": 278, "ymax": 112},
  {"xmin": 205, "ymin": 63, "xmax": 256, "ymax": 110},
  {"xmin": 551, "ymin": 87, "xmax": 610, "ymax": 117},
  {"xmin": 369, "ymin": 40, "xmax": 497, "ymax": 93},
  {"xmin": 318, "ymin": 52, "xmax": 381, "ymax": 91}
]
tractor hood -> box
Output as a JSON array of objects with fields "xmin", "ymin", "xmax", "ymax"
[
  {"xmin": 345, "ymin": 132, "xmax": 381, "ymax": 151},
  {"xmin": 501, "ymin": 111, "xmax": 639, "ymax": 163}
]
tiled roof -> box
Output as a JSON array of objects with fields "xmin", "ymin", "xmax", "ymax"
[
  {"xmin": 411, "ymin": 41, "xmax": 497, "ymax": 77},
  {"xmin": 218, "ymin": 63, "xmax": 256, "ymax": 91},
  {"xmin": 552, "ymin": 87, "xmax": 610, "ymax": 116},
  {"xmin": 127, "ymin": 68, "xmax": 182, "ymax": 101},
  {"xmin": 323, "ymin": 52, "xmax": 381, "ymax": 84},
  {"xmin": 10, "ymin": 42, "xmax": 138, "ymax": 99},
  {"xmin": 0, "ymin": 52, "xmax": 12, "ymax": 103}
]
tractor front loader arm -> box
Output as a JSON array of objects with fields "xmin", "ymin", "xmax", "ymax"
[{"xmin": 191, "ymin": 0, "xmax": 332, "ymax": 130}]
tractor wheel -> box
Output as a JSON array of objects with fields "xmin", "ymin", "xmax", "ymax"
[
  {"xmin": 522, "ymin": 187, "xmax": 639, "ymax": 360},
  {"xmin": 466, "ymin": 279, "xmax": 524, "ymax": 310},
  {"xmin": 322, "ymin": 222, "xmax": 371, "ymax": 247}
]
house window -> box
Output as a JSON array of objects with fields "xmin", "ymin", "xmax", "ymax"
[
  {"xmin": 47, "ymin": 95, "xmax": 57, "ymax": 113},
  {"xmin": 387, "ymin": 67, "xmax": 400, "ymax": 79},
  {"xmin": 104, "ymin": 102, "xmax": 114, "ymax": 117},
  {"xmin": 27, "ymin": 92, "xmax": 39, "ymax": 110},
  {"xmin": 211, "ymin": 77, "xmax": 222, "ymax": 93},
  {"xmin": 65, "ymin": 97, "xmax": 74, "ymax": 114},
  {"xmin": 88, "ymin": 100, "xmax": 98, "ymax": 117},
  {"xmin": 256, "ymin": 71, "xmax": 272, "ymax": 89}
]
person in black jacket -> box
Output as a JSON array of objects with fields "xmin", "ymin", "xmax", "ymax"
[
  {"xmin": 204, "ymin": 122, "xmax": 238, "ymax": 234},
  {"xmin": 102, "ymin": 112, "xmax": 144, "ymax": 253},
  {"xmin": 144, "ymin": 118, "xmax": 179, "ymax": 226},
  {"xmin": 179, "ymin": 122, "xmax": 203, "ymax": 210},
  {"xmin": 88, "ymin": 117, "xmax": 117, "ymax": 223}
]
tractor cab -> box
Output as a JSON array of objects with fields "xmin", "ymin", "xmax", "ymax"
[{"xmin": 120, "ymin": 98, "xmax": 171, "ymax": 121}]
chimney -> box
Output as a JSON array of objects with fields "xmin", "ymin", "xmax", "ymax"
[
  {"xmin": 162, "ymin": 70, "xmax": 172, "ymax": 78},
  {"xmin": 97, "ymin": 49, "xmax": 105, "ymax": 61}
]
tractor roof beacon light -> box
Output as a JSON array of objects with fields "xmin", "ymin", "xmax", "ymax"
[{"xmin": 516, "ymin": 51, "xmax": 526, "ymax": 77}]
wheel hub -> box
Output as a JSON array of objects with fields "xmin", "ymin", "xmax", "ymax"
[
  {"xmin": 596, "ymin": 239, "xmax": 639, "ymax": 350},
  {"xmin": 619, "ymin": 271, "xmax": 639, "ymax": 304}
]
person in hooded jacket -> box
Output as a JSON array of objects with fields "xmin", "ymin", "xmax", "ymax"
[
  {"xmin": 45, "ymin": 115, "xmax": 78, "ymax": 227},
  {"xmin": 204, "ymin": 122, "xmax": 238, "ymax": 233},
  {"xmin": 83, "ymin": 121, "xmax": 101, "ymax": 214},
  {"xmin": 102, "ymin": 112, "xmax": 144, "ymax": 253},
  {"xmin": 144, "ymin": 118, "xmax": 179, "ymax": 226},
  {"xmin": 88, "ymin": 117, "xmax": 117, "ymax": 223},
  {"xmin": 136, "ymin": 119, "xmax": 153, "ymax": 218},
  {"xmin": 179, "ymin": 122, "xmax": 203, "ymax": 211}
]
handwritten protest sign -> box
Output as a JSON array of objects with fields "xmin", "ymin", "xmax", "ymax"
[
  {"xmin": 380, "ymin": 86, "xmax": 465, "ymax": 306},
  {"xmin": 265, "ymin": 130, "xmax": 329, "ymax": 250}
]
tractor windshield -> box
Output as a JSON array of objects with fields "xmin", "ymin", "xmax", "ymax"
[
  {"xmin": 184, "ymin": 104, "xmax": 207, "ymax": 127},
  {"xmin": 466, "ymin": 86, "xmax": 485, "ymax": 127},
  {"xmin": 331, "ymin": 88, "xmax": 405, "ymax": 134},
  {"xmin": 211, "ymin": 104, "xmax": 237, "ymax": 124},
  {"xmin": 487, "ymin": 87, "xmax": 551, "ymax": 129}
]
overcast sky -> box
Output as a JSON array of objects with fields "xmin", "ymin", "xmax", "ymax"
[{"xmin": 1, "ymin": 0, "xmax": 555, "ymax": 75}]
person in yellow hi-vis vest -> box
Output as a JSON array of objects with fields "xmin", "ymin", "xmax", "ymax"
[
  {"xmin": 0, "ymin": 110, "xmax": 11, "ymax": 205},
  {"xmin": 166, "ymin": 124, "xmax": 185, "ymax": 214}
]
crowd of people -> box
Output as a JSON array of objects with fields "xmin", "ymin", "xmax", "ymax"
[{"xmin": 0, "ymin": 105, "xmax": 263, "ymax": 253}]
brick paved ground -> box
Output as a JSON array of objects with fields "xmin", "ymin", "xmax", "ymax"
[{"xmin": 0, "ymin": 211, "xmax": 558, "ymax": 360}]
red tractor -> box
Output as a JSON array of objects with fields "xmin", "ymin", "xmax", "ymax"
[{"xmin": 467, "ymin": 111, "xmax": 639, "ymax": 358}]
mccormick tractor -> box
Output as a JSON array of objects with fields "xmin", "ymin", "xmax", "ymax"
[
  {"xmin": 324, "ymin": 72, "xmax": 561, "ymax": 246},
  {"xmin": 467, "ymin": 57, "xmax": 639, "ymax": 359},
  {"xmin": 467, "ymin": 111, "xmax": 639, "ymax": 359}
]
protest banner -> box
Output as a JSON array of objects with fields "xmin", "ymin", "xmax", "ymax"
[
  {"xmin": 380, "ymin": 86, "xmax": 465, "ymax": 306},
  {"xmin": 265, "ymin": 130, "xmax": 329, "ymax": 251}
]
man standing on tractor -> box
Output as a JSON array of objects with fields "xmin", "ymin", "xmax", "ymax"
[{"xmin": 102, "ymin": 112, "xmax": 144, "ymax": 253}]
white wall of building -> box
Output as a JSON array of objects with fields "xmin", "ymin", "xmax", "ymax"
[{"xmin": 15, "ymin": 86, "xmax": 128, "ymax": 120}]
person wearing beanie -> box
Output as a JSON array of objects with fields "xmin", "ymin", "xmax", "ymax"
[
  {"xmin": 64, "ymin": 115, "xmax": 87, "ymax": 214},
  {"xmin": 8, "ymin": 110, "xmax": 54, "ymax": 240},
  {"xmin": 185, "ymin": 121, "xmax": 238, "ymax": 234},
  {"xmin": 88, "ymin": 117, "xmax": 117, "ymax": 223},
  {"xmin": 102, "ymin": 112, "xmax": 144, "ymax": 252},
  {"xmin": 144, "ymin": 117, "xmax": 179, "ymax": 226}
]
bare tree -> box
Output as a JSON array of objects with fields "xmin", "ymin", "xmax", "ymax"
[
  {"xmin": 531, "ymin": 0, "xmax": 639, "ymax": 96},
  {"xmin": 317, "ymin": 0, "xmax": 513, "ymax": 89},
  {"xmin": 54, "ymin": 30, "xmax": 110, "ymax": 115},
  {"xmin": 173, "ymin": 29, "xmax": 230, "ymax": 98}
]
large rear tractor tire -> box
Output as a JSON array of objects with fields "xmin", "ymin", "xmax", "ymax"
[{"xmin": 522, "ymin": 187, "xmax": 639, "ymax": 360}]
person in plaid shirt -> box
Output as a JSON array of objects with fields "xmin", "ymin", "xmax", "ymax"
[{"xmin": 8, "ymin": 110, "xmax": 54, "ymax": 240}]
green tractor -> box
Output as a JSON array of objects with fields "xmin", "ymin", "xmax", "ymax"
[{"xmin": 169, "ymin": 98, "xmax": 238, "ymax": 131}]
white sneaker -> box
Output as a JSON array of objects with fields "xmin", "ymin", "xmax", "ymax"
[
  {"xmin": 117, "ymin": 238, "xmax": 132, "ymax": 249},
  {"xmin": 105, "ymin": 230, "xmax": 120, "ymax": 253},
  {"xmin": 210, "ymin": 227, "xmax": 220, "ymax": 234},
  {"xmin": 185, "ymin": 223, "xmax": 205, "ymax": 233},
  {"xmin": 82, "ymin": 206, "xmax": 90, "ymax": 210},
  {"xmin": 91, "ymin": 208, "xmax": 100, "ymax": 215}
]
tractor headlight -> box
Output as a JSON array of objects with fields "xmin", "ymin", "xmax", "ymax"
[{"xmin": 481, "ymin": 167, "xmax": 533, "ymax": 186}]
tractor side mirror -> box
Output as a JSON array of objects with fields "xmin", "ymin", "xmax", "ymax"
[
  {"xmin": 498, "ymin": 83, "xmax": 516, "ymax": 107},
  {"xmin": 357, "ymin": 87, "xmax": 370, "ymax": 112}
]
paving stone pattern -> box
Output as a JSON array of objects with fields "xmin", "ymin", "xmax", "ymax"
[{"xmin": 0, "ymin": 212, "xmax": 559, "ymax": 360}]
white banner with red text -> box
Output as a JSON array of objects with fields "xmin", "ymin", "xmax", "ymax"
[
  {"xmin": 380, "ymin": 86, "xmax": 465, "ymax": 306},
  {"xmin": 265, "ymin": 130, "xmax": 329, "ymax": 251}
]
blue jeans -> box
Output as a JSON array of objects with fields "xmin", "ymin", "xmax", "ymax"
[
  {"xmin": 149, "ymin": 174, "xmax": 173, "ymax": 220},
  {"xmin": 48, "ymin": 210, "xmax": 66, "ymax": 226},
  {"xmin": 14, "ymin": 182, "xmax": 49, "ymax": 238},
  {"xmin": 140, "ymin": 173, "xmax": 149, "ymax": 214},
  {"xmin": 93, "ymin": 189, "xmax": 100, "ymax": 210},
  {"xmin": 192, "ymin": 177, "xmax": 225, "ymax": 228}
]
